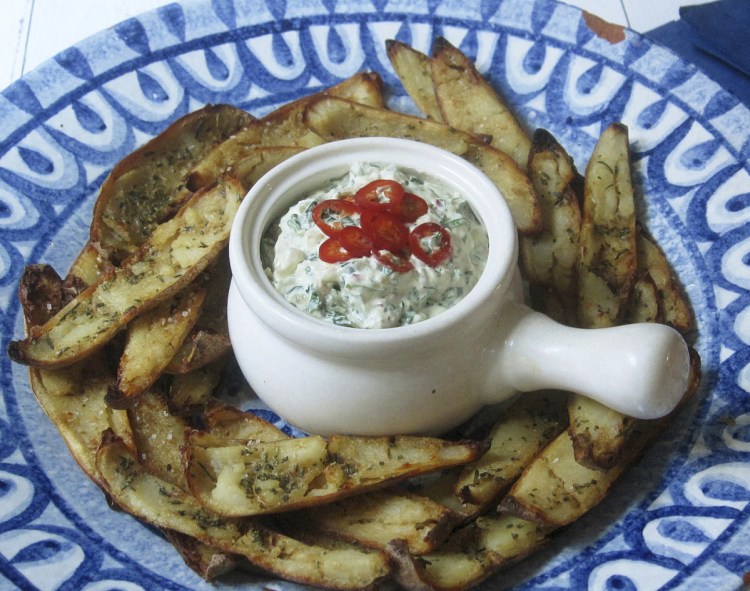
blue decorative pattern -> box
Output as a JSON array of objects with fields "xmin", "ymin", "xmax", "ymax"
[{"xmin": 0, "ymin": 0, "xmax": 748, "ymax": 589}]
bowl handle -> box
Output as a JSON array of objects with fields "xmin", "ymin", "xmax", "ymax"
[{"xmin": 491, "ymin": 302, "xmax": 691, "ymax": 419}]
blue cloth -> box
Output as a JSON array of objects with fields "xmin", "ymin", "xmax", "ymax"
[{"xmin": 644, "ymin": 0, "xmax": 750, "ymax": 107}]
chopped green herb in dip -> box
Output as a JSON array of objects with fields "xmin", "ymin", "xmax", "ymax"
[{"xmin": 262, "ymin": 162, "xmax": 489, "ymax": 328}]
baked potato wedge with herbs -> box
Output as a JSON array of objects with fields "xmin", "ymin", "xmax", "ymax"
[
  {"xmin": 498, "ymin": 428, "xmax": 636, "ymax": 526},
  {"xmin": 91, "ymin": 104, "xmax": 252, "ymax": 261},
  {"xmin": 520, "ymin": 128, "xmax": 583, "ymax": 325},
  {"xmin": 28, "ymin": 359, "xmax": 121, "ymax": 490},
  {"xmin": 127, "ymin": 389, "xmax": 191, "ymax": 489},
  {"xmin": 107, "ymin": 284, "xmax": 206, "ymax": 408},
  {"xmin": 303, "ymin": 96, "xmax": 542, "ymax": 234},
  {"xmin": 8, "ymin": 177, "xmax": 244, "ymax": 369},
  {"xmin": 636, "ymin": 230, "xmax": 694, "ymax": 335},
  {"xmin": 568, "ymin": 122, "xmax": 639, "ymax": 469},
  {"xmin": 17, "ymin": 262, "xmax": 129, "ymax": 488},
  {"xmin": 386, "ymin": 39, "xmax": 443, "ymax": 121},
  {"xmin": 127, "ymin": 388, "xmax": 239, "ymax": 577},
  {"xmin": 184, "ymin": 72, "xmax": 384, "ymax": 192},
  {"xmin": 577, "ymin": 122, "xmax": 637, "ymax": 328},
  {"xmin": 499, "ymin": 348, "xmax": 700, "ymax": 526},
  {"xmin": 430, "ymin": 36, "xmax": 531, "ymax": 168},
  {"xmin": 625, "ymin": 274, "xmax": 661, "ymax": 324},
  {"xmin": 454, "ymin": 391, "xmax": 567, "ymax": 507},
  {"xmin": 96, "ymin": 432, "xmax": 391, "ymax": 590},
  {"xmin": 183, "ymin": 433, "xmax": 487, "ymax": 517},
  {"xmin": 295, "ymin": 489, "xmax": 460, "ymax": 556},
  {"xmin": 388, "ymin": 513, "xmax": 550, "ymax": 591},
  {"xmin": 194, "ymin": 408, "xmax": 471, "ymax": 554},
  {"xmin": 304, "ymin": 95, "xmax": 478, "ymax": 153}
]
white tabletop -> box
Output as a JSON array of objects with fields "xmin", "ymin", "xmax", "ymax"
[{"xmin": 0, "ymin": 0, "xmax": 714, "ymax": 93}]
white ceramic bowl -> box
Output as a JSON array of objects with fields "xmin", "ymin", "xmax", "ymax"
[{"xmin": 228, "ymin": 137, "xmax": 690, "ymax": 435}]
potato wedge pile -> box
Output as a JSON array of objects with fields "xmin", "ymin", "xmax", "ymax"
[{"xmin": 8, "ymin": 38, "xmax": 699, "ymax": 590}]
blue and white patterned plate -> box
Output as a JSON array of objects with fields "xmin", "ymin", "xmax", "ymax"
[{"xmin": 1, "ymin": 0, "xmax": 749, "ymax": 589}]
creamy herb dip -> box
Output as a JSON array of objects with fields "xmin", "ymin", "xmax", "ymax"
[{"xmin": 262, "ymin": 162, "xmax": 489, "ymax": 328}]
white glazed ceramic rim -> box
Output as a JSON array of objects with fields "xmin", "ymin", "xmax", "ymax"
[{"xmin": 228, "ymin": 137, "xmax": 518, "ymax": 355}]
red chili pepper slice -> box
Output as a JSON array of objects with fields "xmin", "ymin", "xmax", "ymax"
[
  {"xmin": 373, "ymin": 249, "xmax": 414, "ymax": 273},
  {"xmin": 355, "ymin": 180, "xmax": 405, "ymax": 213},
  {"xmin": 409, "ymin": 222, "xmax": 452, "ymax": 266},
  {"xmin": 391, "ymin": 192, "xmax": 428, "ymax": 223},
  {"xmin": 360, "ymin": 210, "xmax": 410, "ymax": 252},
  {"xmin": 338, "ymin": 226, "xmax": 372, "ymax": 257},
  {"xmin": 318, "ymin": 237, "xmax": 355, "ymax": 263},
  {"xmin": 312, "ymin": 199, "xmax": 361, "ymax": 238}
]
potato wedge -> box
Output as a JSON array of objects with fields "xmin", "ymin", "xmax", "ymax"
[
  {"xmin": 18, "ymin": 259, "xmax": 132, "ymax": 486},
  {"xmin": 498, "ymin": 429, "xmax": 632, "ymax": 526},
  {"xmin": 388, "ymin": 513, "xmax": 549, "ymax": 591},
  {"xmin": 294, "ymin": 489, "xmax": 459, "ymax": 556},
  {"xmin": 386, "ymin": 40, "xmax": 443, "ymax": 121},
  {"xmin": 66, "ymin": 241, "xmax": 114, "ymax": 287},
  {"xmin": 303, "ymin": 97, "xmax": 542, "ymax": 233},
  {"xmin": 568, "ymin": 396, "xmax": 638, "ymax": 470},
  {"xmin": 107, "ymin": 284, "xmax": 207, "ymax": 408},
  {"xmin": 167, "ymin": 361, "xmax": 224, "ymax": 415},
  {"xmin": 636, "ymin": 231, "xmax": 694, "ymax": 335},
  {"xmin": 520, "ymin": 129, "xmax": 583, "ymax": 324},
  {"xmin": 568, "ymin": 123, "xmax": 638, "ymax": 469},
  {"xmin": 19, "ymin": 264, "xmax": 80, "ymax": 328},
  {"xmin": 184, "ymin": 434, "xmax": 487, "ymax": 517},
  {"xmin": 204, "ymin": 404, "xmax": 289, "ymax": 443},
  {"xmin": 304, "ymin": 96, "xmax": 476, "ymax": 153},
  {"xmin": 97, "ymin": 432, "xmax": 391, "ymax": 590},
  {"xmin": 8, "ymin": 177, "xmax": 244, "ymax": 368},
  {"xmin": 91, "ymin": 104, "xmax": 252, "ymax": 260},
  {"xmin": 500, "ymin": 349, "xmax": 701, "ymax": 526},
  {"xmin": 185, "ymin": 72, "xmax": 384, "ymax": 192},
  {"xmin": 127, "ymin": 389, "xmax": 190, "ymax": 490},
  {"xmin": 460, "ymin": 143, "xmax": 542, "ymax": 234},
  {"xmin": 625, "ymin": 275, "xmax": 661, "ymax": 324},
  {"xmin": 577, "ymin": 123, "xmax": 637, "ymax": 328},
  {"xmin": 28, "ymin": 360, "xmax": 114, "ymax": 490},
  {"xmin": 454, "ymin": 392, "xmax": 567, "ymax": 507},
  {"xmin": 431, "ymin": 37, "xmax": 531, "ymax": 167},
  {"xmin": 165, "ymin": 329, "xmax": 232, "ymax": 374},
  {"xmin": 162, "ymin": 530, "xmax": 238, "ymax": 581},
  {"xmin": 128, "ymin": 388, "xmax": 239, "ymax": 577}
]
